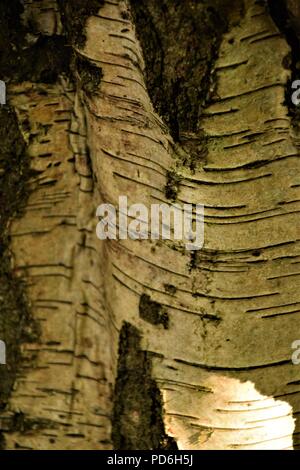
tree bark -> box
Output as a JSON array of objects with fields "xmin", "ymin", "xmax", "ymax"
[{"xmin": 0, "ymin": 0, "xmax": 300, "ymax": 450}]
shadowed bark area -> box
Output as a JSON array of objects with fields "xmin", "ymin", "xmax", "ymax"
[
  {"xmin": 57, "ymin": 0, "xmax": 104, "ymax": 48},
  {"xmin": 0, "ymin": 1, "xmax": 71, "ymax": 84},
  {"xmin": 112, "ymin": 322, "xmax": 177, "ymax": 450},
  {"xmin": 0, "ymin": 107, "xmax": 38, "ymax": 418},
  {"xmin": 130, "ymin": 0, "xmax": 244, "ymax": 142}
]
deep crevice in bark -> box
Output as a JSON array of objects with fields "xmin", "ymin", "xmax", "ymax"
[
  {"xmin": 75, "ymin": 55, "xmax": 103, "ymax": 95},
  {"xmin": 112, "ymin": 322, "xmax": 177, "ymax": 450},
  {"xmin": 267, "ymin": 0, "xmax": 300, "ymax": 124},
  {"xmin": 130, "ymin": 0, "xmax": 244, "ymax": 142}
]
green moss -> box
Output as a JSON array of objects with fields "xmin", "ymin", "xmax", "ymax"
[{"xmin": 112, "ymin": 323, "xmax": 177, "ymax": 450}]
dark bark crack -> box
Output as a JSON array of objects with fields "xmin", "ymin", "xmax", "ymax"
[{"xmin": 112, "ymin": 322, "xmax": 177, "ymax": 450}]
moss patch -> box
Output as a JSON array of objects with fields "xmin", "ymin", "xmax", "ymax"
[
  {"xmin": 112, "ymin": 322, "xmax": 177, "ymax": 450},
  {"xmin": 75, "ymin": 56, "xmax": 103, "ymax": 95},
  {"xmin": 58, "ymin": 0, "xmax": 104, "ymax": 48},
  {"xmin": 0, "ymin": 107, "xmax": 39, "ymax": 415},
  {"xmin": 0, "ymin": 1, "xmax": 71, "ymax": 84}
]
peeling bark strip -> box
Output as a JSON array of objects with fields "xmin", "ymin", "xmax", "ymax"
[
  {"xmin": 0, "ymin": 0, "xmax": 300, "ymax": 451},
  {"xmin": 112, "ymin": 322, "xmax": 176, "ymax": 450}
]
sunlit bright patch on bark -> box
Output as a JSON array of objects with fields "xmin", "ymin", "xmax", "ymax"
[{"xmin": 163, "ymin": 375, "xmax": 295, "ymax": 450}]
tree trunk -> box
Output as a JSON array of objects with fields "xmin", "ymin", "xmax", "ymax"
[{"xmin": 0, "ymin": 0, "xmax": 300, "ymax": 450}]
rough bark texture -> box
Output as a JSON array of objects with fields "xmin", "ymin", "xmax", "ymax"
[{"xmin": 0, "ymin": 0, "xmax": 300, "ymax": 450}]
